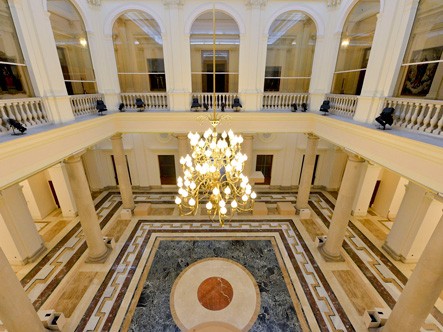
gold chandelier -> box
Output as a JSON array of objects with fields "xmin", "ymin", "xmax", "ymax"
[{"xmin": 175, "ymin": 5, "xmax": 256, "ymax": 225}]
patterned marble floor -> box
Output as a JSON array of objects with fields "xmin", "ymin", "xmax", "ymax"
[{"xmin": 4, "ymin": 190, "xmax": 443, "ymax": 332}]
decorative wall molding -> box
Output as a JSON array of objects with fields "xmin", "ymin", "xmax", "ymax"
[
  {"xmin": 245, "ymin": 0, "xmax": 267, "ymax": 9},
  {"xmin": 87, "ymin": 0, "xmax": 101, "ymax": 6},
  {"xmin": 327, "ymin": 0, "xmax": 342, "ymax": 6},
  {"xmin": 162, "ymin": 0, "xmax": 184, "ymax": 7}
]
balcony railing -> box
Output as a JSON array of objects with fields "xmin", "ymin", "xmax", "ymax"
[
  {"xmin": 384, "ymin": 97, "xmax": 443, "ymax": 136},
  {"xmin": 191, "ymin": 93, "xmax": 238, "ymax": 111},
  {"xmin": 120, "ymin": 93, "xmax": 168, "ymax": 111},
  {"xmin": 325, "ymin": 94, "xmax": 358, "ymax": 118},
  {"xmin": 70, "ymin": 94, "xmax": 104, "ymax": 117},
  {"xmin": 262, "ymin": 93, "xmax": 309, "ymax": 111},
  {"xmin": 0, "ymin": 98, "xmax": 49, "ymax": 134}
]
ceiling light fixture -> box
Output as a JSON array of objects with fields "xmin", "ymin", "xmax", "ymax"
[{"xmin": 175, "ymin": 4, "xmax": 256, "ymax": 226}]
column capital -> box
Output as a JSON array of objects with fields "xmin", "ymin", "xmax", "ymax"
[
  {"xmin": 305, "ymin": 133, "xmax": 319, "ymax": 140},
  {"xmin": 64, "ymin": 151, "xmax": 86, "ymax": 164},
  {"xmin": 111, "ymin": 133, "xmax": 123, "ymax": 140},
  {"xmin": 344, "ymin": 151, "xmax": 365, "ymax": 162},
  {"xmin": 242, "ymin": 134, "xmax": 254, "ymax": 140},
  {"xmin": 87, "ymin": 0, "xmax": 101, "ymax": 6}
]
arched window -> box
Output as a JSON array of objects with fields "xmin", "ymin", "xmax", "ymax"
[
  {"xmin": 112, "ymin": 11, "xmax": 166, "ymax": 93},
  {"xmin": 190, "ymin": 11, "xmax": 239, "ymax": 93},
  {"xmin": 331, "ymin": 0, "xmax": 379, "ymax": 95},
  {"xmin": 265, "ymin": 11, "xmax": 316, "ymax": 93},
  {"xmin": 47, "ymin": 0, "xmax": 97, "ymax": 95},
  {"xmin": 395, "ymin": 0, "xmax": 443, "ymax": 100},
  {"xmin": 0, "ymin": 0, "xmax": 33, "ymax": 98}
]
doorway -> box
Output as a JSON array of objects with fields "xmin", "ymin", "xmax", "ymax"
[
  {"xmin": 158, "ymin": 155, "xmax": 177, "ymax": 185},
  {"xmin": 256, "ymin": 155, "xmax": 273, "ymax": 185},
  {"xmin": 202, "ymin": 50, "xmax": 229, "ymax": 93}
]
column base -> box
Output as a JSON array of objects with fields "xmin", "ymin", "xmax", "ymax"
[
  {"xmin": 318, "ymin": 242, "xmax": 345, "ymax": 262},
  {"xmin": 11, "ymin": 243, "xmax": 47, "ymax": 265},
  {"xmin": 382, "ymin": 243, "xmax": 401, "ymax": 261},
  {"xmin": 85, "ymin": 245, "xmax": 112, "ymax": 264}
]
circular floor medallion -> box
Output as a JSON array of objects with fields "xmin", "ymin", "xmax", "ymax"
[
  {"xmin": 170, "ymin": 258, "xmax": 260, "ymax": 331},
  {"xmin": 197, "ymin": 277, "xmax": 234, "ymax": 311}
]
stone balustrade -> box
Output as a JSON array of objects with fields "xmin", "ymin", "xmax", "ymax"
[
  {"xmin": 325, "ymin": 94, "xmax": 358, "ymax": 118},
  {"xmin": 384, "ymin": 97, "xmax": 443, "ymax": 136},
  {"xmin": 70, "ymin": 94, "xmax": 104, "ymax": 117},
  {"xmin": 191, "ymin": 93, "xmax": 238, "ymax": 111},
  {"xmin": 0, "ymin": 98, "xmax": 49, "ymax": 134},
  {"xmin": 262, "ymin": 93, "xmax": 309, "ymax": 111},
  {"xmin": 120, "ymin": 93, "xmax": 168, "ymax": 111}
]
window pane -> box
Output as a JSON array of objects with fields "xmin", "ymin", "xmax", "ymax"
[
  {"xmin": 113, "ymin": 11, "xmax": 165, "ymax": 93},
  {"xmin": 265, "ymin": 11, "xmax": 316, "ymax": 93},
  {"xmin": 396, "ymin": 0, "xmax": 443, "ymax": 99},
  {"xmin": 0, "ymin": 0, "xmax": 34, "ymax": 98},
  {"xmin": 332, "ymin": 0, "xmax": 379, "ymax": 95},
  {"xmin": 190, "ymin": 11, "xmax": 239, "ymax": 93},
  {"xmin": 48, "ymin": 0, "xmax": 97, "ymax": 95}
]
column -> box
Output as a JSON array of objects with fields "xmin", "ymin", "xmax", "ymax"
[
  {"xmin": 371, "ymin": 169, "xmax": 407, "ymax": 219},
  {"xmin": 354, "ymin": 0, "xmax": 420, "ymax": 122},
  {"xmin": 64, "ymin": 153, "xmax": 111, "ymax": 263},
  {"xmin": 9, "ymin": 0, "xmax": 74, "ymax": 123},
  {"xmin": 383, "ymin": 182, "xmax": 443, "ymax": 263},
  {"xmin": 238, "ymin": 0, "xmax": 268, "ymax": 111},
  {"xmin": 296, "ymin": 134, "xmax": 319, "ymax": 211},
  {"xmin": 0, "ymin": 248, "xmax": 46, "ymax": 331},
  {"xmin": 383, "ymin": 213, "xmax": 443, "ymax": 332},
  {"xmin": 48, "ymin": 163, "xmax": 77, "ymax": 218},
  {"xmin": 242, "ymin": 134, "xmax": 254, "ymax": 177},
  {"xmin": 323, "ymin": 147, "xmax": 348, "ymax": 191},
  {"xmin": 20, "ymin": 172, "xmax": 57, "ymax": 220},
  {"xmin": 319, "ymin": 154, "xmax": 365, "ymax": 261},
  {"xmin": 162, "ymin": 0, "xmax": 192, "ymax": 111},
  {"xmin": 352, "ymin": 162, "xmax": 382, "ymax": 216},
  {"xmin": 0, "ymin": 184, "xmax": 45, "ymax": 265},
  {"xmin": 111, "ymin": 134, "xmax": 135, "ymax": 210}
]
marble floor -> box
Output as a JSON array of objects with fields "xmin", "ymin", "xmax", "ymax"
[{"xmin": 4, "ymin": 189, "xmax": 443, "ymax": 331}]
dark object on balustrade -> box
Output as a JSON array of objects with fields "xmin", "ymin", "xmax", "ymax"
[
  {"xmin": 6, "ymin": 118, "xmax": 27, "ymax": 135},
  {"xmin": 221, "ymin": 102, "xmax": 226, "ymax": 112},
  {"xmin": 319, "ymin": 100, "xmax": 330, "ymax": 115},
  {"xmin": 191, "ymin": 97, "xmax": 201, "ymax": 112},
  {"xmin": 375, "ymin": 107, "xmax": 395, "ymax": 130},
  {"xmin": 291, "ymin": 103, "xmax": 297, "ymax": 112},
  {"xmin": 232, "ymin": 97, "xmax": 242, "ymax": 112},
  {"xmin": 96, "ymin": 100, "xmax": 107, "ymax": 115},
  {"xmin": 203, "ymin": 103, "xmax": 209, "ymax": 112},
  {"xmin": 135, "ymin": 98, "xmax": 145, "ymax": 112},
  {"xmin": 118, "ymin": 103, "xmax": 125, "ymax": 112},
  {"xmin": 301, "ymin": 103, "xmax": 308, "ymax": 112}
]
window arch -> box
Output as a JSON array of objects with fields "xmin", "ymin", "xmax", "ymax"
[
  {"xmin": 112, "ymin": 10, "xmax": 166, "ymax": 93},
  {"xmin": 264, "ymin": 11, "xmax": 316, "ymax": 93},
  {"xmin": 47, "ymin": 0, "xmax": 97, "ymax": 95},
  {"xmin": 0, "ymin": 0, "xmax": 34, "ymax": 98},
  {"xmin": 395, "ymin": 0, "xmax": 443, "ymax": 100},
  {"xmin": 190, "ymin": 11, "xmax": 240, "ymax": 93},
  {"xmin": 331, "ymin": 0, "xmax": 379, "ymax": 95}
]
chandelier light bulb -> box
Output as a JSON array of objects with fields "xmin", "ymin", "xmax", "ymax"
[
  {"xmin": 209, "ymin": 165, "xmax": 216, "ymax": 173},
  {"xmin": 213, "ymin": 187, "xmax": 220, "ymax": 195},
  {"xmin": 175, "ymin": 196, "xmax": 181, "ymax": 204},
  {"xmin": 182, "ymin": 190, "xmax": 188, "ymax": 197},
  {"xmin": 189, "ymin": 198, "xmax": 196, "ymax": 206},
  {"xmin": 242, "ymin": 194, "xmax": 248, "ymax": 202},
  {"xmin": 251, "ymin": 192, "xmax": 257, "ymax": 199},
  {"xmin": 224, "ymin": 187, "xmax": 231, "ymax": 195},
  {"xmin": 231, "ymin": 200, "xmax": 237, "ymax": 208},
  {"xmin": 206, "ymin": 202, "xmax": 213, "ymax": 210},
  {"xmin": 220, "ymin": 206, "xmax": 227, "ymax": 215},
  {"xmin": 219, "ymin": 200, "xmax": 226, "ymax": 208},
  {"xmin": 190, "ymin": 182, "xmax": 196, "ymax": 190}
]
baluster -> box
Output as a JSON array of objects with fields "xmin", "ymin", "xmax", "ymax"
[
  {"xmin": 414, "ymin": 103, "xmax": 427, "ymax": 131},
  {"xmin": 0, "ymin": 104, "xmax": 8, "ymax": 133},
  {"xmin": 403, "ymin": 102, "xmax": 413, "ymax": 127},
  {"xmin": 28, "ymin": 101, "xmax": 40, "ymax": 125},
  {"xmin": 431, "ymin": 105, "xmax": 443, "ymax": 135},
  {"xmin": 36, "ymin": 100, "xmax": 46, "ymax": 122},
  {"xmin": 419, "ymin": 104, "xmax": 433, "ymax": 132},
  {"xmin": 426, "ymin": 105, "xmax": 440, "ymax": 133},
  {"xmin": 398, "ymin": 101, "xmax": 407, "ymax": 127},
  {"xmin": 17, "ymin": 102, "xmax": 30, "ymax": 126},
  {"xmin": 24, "ymin": 101, "xmax": 36, "ymax": 125},
  {"xmin": 10, "ymin": 102, "xmax": 22, "ymax": 122},
  {"xmin": 407, "ymin": 102, "xmax": 420, "ymax": 129}
]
